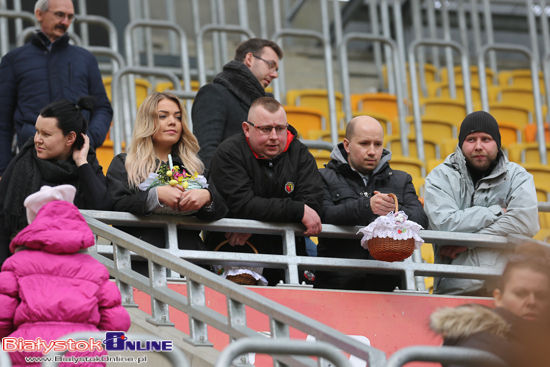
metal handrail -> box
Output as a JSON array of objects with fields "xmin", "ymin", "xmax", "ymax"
[
  {"xmin": 215, "ymin": 339, "xmax": 352, "ymax": 367},
  {"xmin": 41, "ymin": 332, "xmax": 189, "ymax": 367},
  {"xmin": 478, "ymin": 43, "xmax": 546, "ymax": 164},
  {"xmin": 339, "ymin": 33, "xmax": 407, "ymax": 154},
  {"xmin": 81, "ymin": 210, "xmax": 550, "ymax": 292},
  {"xmin": 110, "ymin": 66, "xmax": 183, "ymax": 155},
  {"xmin": 124, "ymin": 20, "xmax": 193, "ymax": 128},
  {"xmin": 196, "ymin": 24, "xmax": 255, "ymax": 86},
  {"xmin": 272, "ymin": 1, "xmax": 338, "ymax": 144},
  {"xmin": 75, "ymin": 15, "xmax": 118, "ymax": 52},
  {"xmin": 0, "ymin": 9, "xmax": 34, "ymax": 55},
  {"xmin": 385, "ymin": 346, "xmax": 507, "ymax": 367},
  {"xmin": 82, "ymin": 214, "xmax": 388, "ymax": 367},
  {"xmin": 408, "ymin": 39, "xmax": 473, "ymax": 163}
]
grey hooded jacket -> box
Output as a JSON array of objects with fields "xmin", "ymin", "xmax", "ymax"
[{"xmin": 425, "ymin": 146, "xmax": 539, "ymax": 295}]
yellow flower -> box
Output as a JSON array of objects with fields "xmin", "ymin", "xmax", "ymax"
[{"xmin": 178, "ymin": 176, "xmax": 184, "ymax": 183}]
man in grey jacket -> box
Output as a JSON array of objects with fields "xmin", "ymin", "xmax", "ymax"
[{"xmin": 425, "ymin": 111, "xmax": 539, "ymax": 296}]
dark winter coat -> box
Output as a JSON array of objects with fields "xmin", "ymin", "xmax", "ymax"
[
  {"xmin": 207, "ymin": 127, "xmax": 323, "ymax": 285},
  {"xmin": 106, "ymin": 154, "xmax": 228, "ymax": 270},
  {"xmin": 315, "ymin": 143, "xmax": 428, "ymax": 291},
  {"xmin": 0, "ymin": 32, "xmax": 113, "ymax": 175},
  {"xmin": 191, "ymin": 61, "xmax": 270, "ymax": 169}
]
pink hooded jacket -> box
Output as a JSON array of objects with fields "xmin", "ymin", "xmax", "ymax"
[{"xmin": 0, "ymin": 200, "xmax": 131, "ymax": 366}]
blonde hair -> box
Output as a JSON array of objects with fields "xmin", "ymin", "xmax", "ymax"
[{"xmin": 125, "ymin": 92, "xmax": 204, "ymax": 189}]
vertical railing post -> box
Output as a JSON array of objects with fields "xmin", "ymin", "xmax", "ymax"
[
  {"xmin": 270, "ymin": 319, "xmax": 290, "ymax": 367},
  {"xmin": 411, "ymin": 0, "xmax": 428, "ymax": 97},
  {"xmin": 320, "ymin": 0, "xmax": 338, "ymax": 145},
  {"xmin": 209, "ymin": 0, "xmax": 222, "ymax": 72},
  {"xmin": 0, "ymin": 0, "xmax": 9, "ymax": 56},
  {"xmin": 442, "ymin": 0, "xmax": 456, "ymax": 99},
  {"xmin": 77, "ymin": 0, "xmax": 89, "ymax": 46},
  {"xmin": 187, "ymin": 279, "xmax": 213, "ymax": 346},
  {"xmin": 393, "ymin": 0, "xmax": 408, "ymax": 101},
  {"xmin": 482, "ymin": 0, "xmax": 498, "ymax": 83},
  {"xmin": 272, "ymin": 0, "xmax": 285, "ymax": 103},
  {"xmin": 114, "ymin": 244, "xmax": 139, "ymax": 307},
  {"xmin": 147, "ymin": 261, "xmax": 175, "ymax": 326},
  {"xmin": 380, "ymin": 0, "xmax": 395, "ymax": 95},
  {"xmin": 282, "ymin": 229, "xmax": 299, "ymax": 285},
  {"xmin": 369, "ymin": 0, "xmax": 384, "ymax": 91},
  {"xmin": 426, "ymin": 0, "xmax": 440, "ymax": 72}
]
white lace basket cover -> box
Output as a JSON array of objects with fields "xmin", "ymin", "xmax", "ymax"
[
  {"xmin": 213, "ymin": 266, "xmax": 268, "ymax": 286},
  {"xmin": 357, "ymin": 211, "xmax": 424, "ymax": 250}
]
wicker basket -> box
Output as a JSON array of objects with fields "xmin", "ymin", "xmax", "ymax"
[
  {"xmin": 214, "ymin": 240, "xmax": 260, "ymax": 285},
  {"xmin": 367, "ymin": 193, "xmax": 415, "ymax": 262}
]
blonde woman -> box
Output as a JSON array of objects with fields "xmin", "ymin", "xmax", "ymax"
[{"xmin": 106, "ymin": 92, "xmax": 227, "ymax": 267}]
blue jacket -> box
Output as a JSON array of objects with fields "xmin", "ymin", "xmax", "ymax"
[{"xmin": 0, "ymin": 32, "xmax": 113, "ymax": 175}]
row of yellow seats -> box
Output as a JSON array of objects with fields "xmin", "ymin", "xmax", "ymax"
[{"xmin": 102, "ymin": 77, "xmax": 200, "ymax": 105}]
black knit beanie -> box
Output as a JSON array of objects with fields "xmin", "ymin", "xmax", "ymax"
[{"xmin": 458, "ymin": 111, "xmax": 501, "ymax": 150}]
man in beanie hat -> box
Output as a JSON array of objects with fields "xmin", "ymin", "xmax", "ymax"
[{"xmin": 424, "ymin": 111, "xmax": 539, "ymax": 296}]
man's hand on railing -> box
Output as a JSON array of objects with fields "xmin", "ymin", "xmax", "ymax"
[
  {"xmin": 439, "ymin": 245, "xmax": 469, "ymax": 260},
  {"xmin": 302, "ymin": 204, "xmax": 322, "ymax": 236},
  {"xmin": 225, "ymin": 232, "xmax": 252, "ymax": 246}
]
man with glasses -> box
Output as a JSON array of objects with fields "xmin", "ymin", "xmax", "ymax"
[
  {"xmin": 0, "ymin": 0, "xmax": 112, "ymax": 177},
  {"xmin": 207, "ymin": 97, "xmax": 323, "ymax": 286},
  {"xmin": 192, "ymin": 38, "xmax": 283, "ymax": 169}
]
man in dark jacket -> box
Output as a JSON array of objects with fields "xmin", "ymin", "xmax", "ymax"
[
  {"xmin": 0, "ymin": 0, "xmax": 112, "ymax": 176},
  {"xmin": 207, "ymin": 97, "xmax": 323, "ymax": 285},
  {"xmin": 192, "ymin": 38, "xmax": 282, "ymax": 169},
  {"xmin": 315, "ymin": 115, "xmax": 428, "ymax": 291}
]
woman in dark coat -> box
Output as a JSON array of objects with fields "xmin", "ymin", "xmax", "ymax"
[
  {"xmin": 106, "ymin": 92, "xmax": 227, "ymax": 273},
  {"xmin": 0, "ymin": 97, "xmax": 112, "ymax": 266}
]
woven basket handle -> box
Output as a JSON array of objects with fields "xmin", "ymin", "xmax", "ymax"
[
  {"xmin": 387, "ymin": 193, "xmax": 398, "ymax": 212},
  {"xmin": 214, "ymin": 240, "xmax": 258, "ymax": 254}
]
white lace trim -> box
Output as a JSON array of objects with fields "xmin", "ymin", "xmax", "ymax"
[{"xmin": 357, "ymin": 211, "xmax": 424, "ymax": 250}]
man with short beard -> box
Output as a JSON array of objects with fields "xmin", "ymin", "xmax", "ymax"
[
  {"xmin": 425, "ymin": 111, "xmax": 539, "ymax": 296},
  {"xmin": 0, "ymin": 0, "xmax": 112, "ymax": 177}
]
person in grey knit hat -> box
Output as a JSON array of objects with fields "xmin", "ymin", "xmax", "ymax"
[{"xmin": 424, "ymin": 110, "xmax": 539, "ymax": 296}]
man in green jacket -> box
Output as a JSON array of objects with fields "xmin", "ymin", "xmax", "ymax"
[{"xmin": 425, "ymin": 111, "xmax": 539, "ymax": 296}]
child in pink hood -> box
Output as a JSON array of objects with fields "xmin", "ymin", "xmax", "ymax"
[{"xmin": 0, "ymin": 185, "xmax": 131, "ymax": 366}]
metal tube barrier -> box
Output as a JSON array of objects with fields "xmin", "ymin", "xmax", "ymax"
[
  {"xmin": 77, "ymin": 0, "xmax": 88, "ymax": 46},
  {"xmin": 81, "ymin": 210, "xmax": 545, "ymax": 293},
  {"xmin": 426, "ymin": 0, "xmax": 439, "ymax": 72},
  {"xmin": 273, "ymin": 0, "xmax": 338, "ymax": 145},
  {"xmin": 340, "ymin": 34, "xmax": 407, "ymax": 153},
  {"xmin": 409, "ymin": 39, "xmax": 473, "ymax": 162},
  {"xmin": 258, "ymin": 0, "xmax": 268, "ymax": 39},
  {"xmin": 272, "ymin": 0, "xmax": 284, "ymax": 103},
  {"xmin": 300, "ymin": 139, "xmax": 335, "ymax": 152},
  {"xmin": 0, "ymin": 9, "xmax": 34, "ymax": 54},
  {"xmin": 111, "ymin": 66, "xmax": 181, "ymax": 155},
  {"xmin": 441, "ymin": 1, "xmax": 456, "ymax": 99},
  {"xmin": 381, "ymin": 0, "xmax": 395, "ymax": 96},
  {"xmin": 196, "ymin": 24, "xmax": 255, "ymax": 86},
  {"xmin": 215, "ymin": 339, "xmax": 352, "ymax": 367},
  {"xmin": 470, "ymin": 0, "xmax": 482, "ymax": 62},
  {"xmin": 545, "ymin": 52, "xmax": 550, "ymax": 123},
  {"xmin": 392, "ymin": 0, "xmax": 408, "ymax": 101},
  {"xmin": 482, "ymin": 0, "xmax": 498, "ymax": 83},
  {"xmin": 75, "ymin": 15, "xmax": 118, "ymax": 52},
  {"xmin": 478, "ymin": 43, "xmax": 547, "ymax": 164},
  {"xmin": 165, "ymin": 0, "xmax": 177, "ymax": 55},
  {"xmin": 369, "ymin": 0, "xmax": 385, "ymax": 92},
  {"xmin": 411, "ymin": 0, "xmax": 428, "ymax": 98},
  {"xmin": 215, "ymin": 0, "xmax": 229, "ymax": 69},
  {"xmin": 81, "ymin": 214, "xmax": 388, "ymax": 367},
  {"xmin": 238, "ymin": 0, "xmax": 249, "ymax": 43},
  {"xmin": 13, "ymin": 0, "xmax": 22, "ymax": 36},
  {"xmin": 16, "ymin": 27, "xmax": 83, "ymax": 47},
  {"xmin": 385, "ymin": 346, "xmax": 507, "ymax": 367},
  {"xmin": 41, "ymin": 332, "xmax": 189, "ymax": 367},
  {"xmin": 124, "ymin": 20, "xmax": 193, "ymax": 128},
  {"xmin": 457, "ymin": 0, "xmax": 469, "ymax": 61},
  {"xmin": 209, "ymin": 0, "xmax": 222, "ymax": 73}
]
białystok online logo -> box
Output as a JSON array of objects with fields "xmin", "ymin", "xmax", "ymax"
[{"xmin": 2, "ymin": 332, "xmax": 173, "ymax": 354}]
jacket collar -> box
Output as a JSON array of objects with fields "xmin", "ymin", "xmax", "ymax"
[
  {"xmin": 447, "ymin": 145, "xmax": 508, "ymax": 188},
  {"xmin": 32, "ymin": 30, "xmax": 70, "ymax": 52}
]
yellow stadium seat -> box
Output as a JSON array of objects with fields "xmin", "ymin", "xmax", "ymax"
[
  {"xmin": 498, "ymin": 86, "xmax": 543, "ymax": 114},
  {"xmin": 412, "ymin": 176, "xmax": 425, "ymax": 198},
  {"xmin": 524, "ymin": 123, "xmax": 550, "ymax": 143},
  {"xmin": 508, "ymin": 142, "xmax": 550, "ymax": 164},
  {"xmin": 310, "ymin": 150, "xmax": 332, "ymax": 169},
  {"xmin": 407, "ymin": 115, "xmax": 458, "ymax": 140},
  {"xmin": 522, "ymin": 164, "xmax": 550, "ymax": 188},
  {"xmin": 351, "ymin": 92, "xmax": 401, "ymax": 122},
  {"xmin": 441, "ymin": 138, "xmax": 458, "ymax": 158},
  {"xmin": 286, "ymin": 89, "xmax": 344, "ymax": 122},
  {"xmin": 154, "ymin": 80, "xmax": 201, "ymax": 92},
  {"xmin": 96, "ymin": 139, "xmax": 114, "ymax": 175},
  {"xmin": 102, "ymin": 76, "xmax": 151, "ymax": 108},
  {"xmin": 495, "ymin": 120, "xmax": 523, "ymax": 148},
  {"xmin": 498, "ymin": 70, "xmax": 513, "ymax": 86},
  {"xmin": 440, "ymin": 65, "xmax": 496, "ymax": 87},
  {"xmin": 421, "ymin": 98, "xmax": 467, "ymax": 122},
  {"xmin": 505, "ymin": 69, "xmax": 545, "ymax": 90},
  {"xmin": 488, "ymin": 103, "xmax": 531, "ymax": 128},
  {"xmin": 426, "ymin": 159, "xmax": 444, "ymax": 174},
  {"xmin": 283, "ymin": 105, "xmax": 326, "ymax": 139},
  {"xmin": 388, "ymin": 155, "xmax": 426, "ymax": 178},
  {"xmin": 386, "ymin": 134, "xmax": 441, "ymax": 161},
  {"xmin": 436, "ymin": 83, "xmax": 482, "ymax": 106},
  {"xmin": 307, "ymin": 129, "xmax": 346, "ymax": 143}
]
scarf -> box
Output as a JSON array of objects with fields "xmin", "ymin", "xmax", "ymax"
[
  {"xmin": 3, "ymin": 139, "xmax": 95, "ymax": 234},
  {"xmin": 213, "ymin": 60, "xmax": 269, "ymax": 106}
]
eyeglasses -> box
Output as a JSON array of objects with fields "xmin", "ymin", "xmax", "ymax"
[
  {"xmin": 46, "ymin": 10, "xmax": 77, "ymax": 22},
  {"xmin": 246, "ymin": 121, "xmax": 288, "ymax": 135},
  {"xmin": 252, "ymin": 55, "xmax": 277, "ymax": 71}
]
